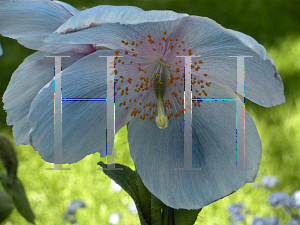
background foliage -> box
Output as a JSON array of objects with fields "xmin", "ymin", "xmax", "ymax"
[{"xmin": 0, "ymin": 0, "xmax": 299, "ymax": 224}]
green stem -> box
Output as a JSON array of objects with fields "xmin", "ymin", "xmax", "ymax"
[
  {"xmin": 151, "ymin": 194, "xmax": 162, "ymax": 225},
  {"xmin": 136, "ymin": 173, "xmax": 151, "ymax": 223},
  {"xmin": 162, "ymin": 204, "xmax": 168, "ymax": 225},
  {"xmin": 168, "ymin": 207, "xmax": 174, "ymax": 225}
]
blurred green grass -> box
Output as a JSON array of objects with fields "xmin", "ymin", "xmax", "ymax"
[{"xmin": 0, "ymin": 0, "xmax": 299, "ymax": 224}]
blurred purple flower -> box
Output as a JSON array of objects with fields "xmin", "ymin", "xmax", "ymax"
[
  {"xmin": 253, "ymin": 217, "xmax": 265, "ymax": 225},
  {"xmin": 264, "ymin": 216, "xmax": 281, "ymax": 225},
  {"xmin": 260, "ymin": 176, "xmax": 279, "ymax": 189},
  {"xmin": 232, "ymin": 213, "xmax": 245, "ymax": 222},
  {"xmin": 68, "ymin": 201, "xmax": 78, "ymax": 215},
  {"xmin": 228, "ymin": 204, "xmax": 245, "ymax": 215},
  {"xmin": 286, "ymin": 219, "xmax": 300, "ymax": 225},
  {"xmin": 268, "ymin": 192, "xmax": 295, "ymax": 208},
  {"xmin": 66, "ymin": 199, "xmax": 86, "ymax": 215}
]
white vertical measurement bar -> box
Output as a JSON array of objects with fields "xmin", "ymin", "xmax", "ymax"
[
  {"xmin": 229, "ymin": 55, "xmax": 253, "ymax": 171},
  {"xmin": 99, "ymin": 55, "xmax": 123, "ymax": 170},
  {"xmin": 46, "ymin": 56, "xmax": 70, "ymax": 170},
  {"xmin": 175, "ymin": 55, "xmax": 200, "ymax": 171}
]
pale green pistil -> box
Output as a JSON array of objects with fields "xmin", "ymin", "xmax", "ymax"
[
  {"xmin": 156, "ymin": 95, "xmax": 168, "ymax": 129},
  {"xmin": 154, "ymin": 74, "xmax": 168, "ymax": 129}
]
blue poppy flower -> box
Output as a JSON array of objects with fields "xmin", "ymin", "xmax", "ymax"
[{"xmin": 1, "ymin": 0, "xmax": 285, "ymax": 210}]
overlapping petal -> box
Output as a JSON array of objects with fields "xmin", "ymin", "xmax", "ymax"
[
  {"xmin": 0, "ymin": 0, "xmax": 75, "ymax": 47},
  {"xmin": 45, "ymin": 16, "xmax": 284, "ymax": 107},
  {"xmin": 55, "ymin": 5, "xmax": 188, "ymax": 35},
  {"xmin": 128, "ymin": 93, "xmax": 262, "ymax": 209},
  {"xmin": 174, "ymin": 16, "xmax": 284, "ymax": 107},
  {"xmin": 3, "ymin": 51, "xmax": 87, "ymax": 145},
  {"xmin": 27, "ymin": 50, "xmax": 133, "ymax": 163}
]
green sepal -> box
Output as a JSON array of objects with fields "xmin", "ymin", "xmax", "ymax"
[
  {"xmin": 0, "ymin": 173, "xmax": 35, "ymax": 224},
  {"xmin": 174, "ymin": 208, "xmax": 202, "ymax": 225},
  {"xmin": 0, "ymin": 189, "xmax": 15, "ymax": 222},
  {"xmin": 98, "ymin": 162, "xmax": 150, "ymax": 225}
]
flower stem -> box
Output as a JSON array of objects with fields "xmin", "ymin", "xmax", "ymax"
[
  {"xmin": 151, "ymin": 194, "xmax": 162, "ymax": 225},
  {"xmin": 136, "ymin": 173, "xmax": 151, "ymax": 223},
  {"xmin": 167, "ymin": 207, "xmax": 174, "ymax": 225}
]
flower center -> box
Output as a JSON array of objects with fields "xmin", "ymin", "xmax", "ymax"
[{"xmin": 98, "ymin": 31, "xmax": 212, "ymax": 125}]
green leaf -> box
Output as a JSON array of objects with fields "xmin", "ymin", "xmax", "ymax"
[
  {"xmin": 174, "ymin": 208, "xmax": 202, "ymax": 225},
  {"xmin": 0, "ymin": 189, "xmax": 15, "ymax": 222},
  {"xmin": 0, "ymin": 134, "xmax": 18, "ymax": 182},
  {"xmin": 98, "ymin": 162, "xmax": 149, "ymax": 225},
  {"xmin": 0, "ymin": 173, "xmax": 35, "ymax": 224}
]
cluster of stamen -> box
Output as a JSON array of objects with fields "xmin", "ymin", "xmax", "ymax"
[{"xmin": 106, "ymin": 31, "xmax": 211, "ymax": 122}]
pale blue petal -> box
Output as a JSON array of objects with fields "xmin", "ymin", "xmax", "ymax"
[
  {"xmin": 128, "ymin": 93, "xmax": 262, "ymax": 209},
  {"xmin": 27, "ymin": 50, "xmax": 131, "ymax": 163},
  {"xmin": 0, "ymin": 42, "xmax": 2, "ymax": 56},
  {"xmin": 54, "ymin": 0, "xmax": 80, "ymax": 16},
  {"xmin": 45, "ymin": 18, "xmax": 182, "ymax": 50},
  {"xmin": 172, "ymin": 16, "xmax": 285, "ymax": 107},
  {"xmin": 55, "ymin": 5, "xmax": 188, "ymax": 34},
  {"xmin": 46, "ymin": 15, "xmax": 284, "ymax": 107},
  {"xmin": 0, "ymin": 0, "xmax": 75, "ymax": 49},
  {"xmin": 3, "ymin": 51, "xmax": 86, "ymax": 145}
]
